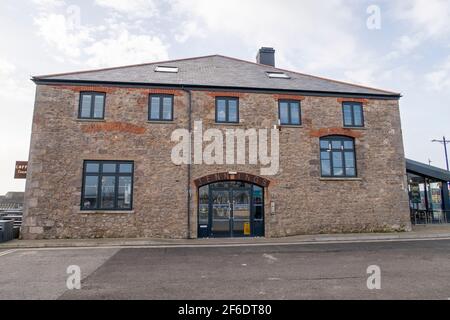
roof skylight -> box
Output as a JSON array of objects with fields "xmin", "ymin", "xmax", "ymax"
[
  {"xmin": 266, "ymin": 71, "xmax": 290, "ymax": 79},
  {"xmin": 155, "ymin": 66, "xmax": 179, "ymax": 73}
]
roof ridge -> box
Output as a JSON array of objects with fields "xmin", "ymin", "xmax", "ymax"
[
  {"xmin": 33, "ymin": 54, "xmax": 221, "ymax": 80},
  {"xmin": 215, "ymin": 55, "xmax": 400, "ymax": 96}
]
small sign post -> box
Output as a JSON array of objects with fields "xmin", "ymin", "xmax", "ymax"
[{"xmin": 14, "ymin": 161, "xmax": 28, "ymax": 179}]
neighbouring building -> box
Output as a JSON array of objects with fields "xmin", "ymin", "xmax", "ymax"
[
  {"xmin": 22, "ymin": 48, "xmax": 412, "ymax": 240},
  {"xmin": 406, "ymin": 159, "xmax": 450, "ymax": 224},
  {"xmin": 0, "ymin": 192, "xmax": 24, "ymax": 211}
]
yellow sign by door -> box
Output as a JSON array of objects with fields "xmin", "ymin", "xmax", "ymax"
[{"xmin": 244, "ymin": 222, "xmax": 251, "ymax": 235}]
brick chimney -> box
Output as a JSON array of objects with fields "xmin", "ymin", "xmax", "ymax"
[{"xmin": 256, "ymin": 47, "xmax": 275, "ymax": 67}]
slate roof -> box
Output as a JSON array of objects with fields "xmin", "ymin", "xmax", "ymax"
[
  {"xmin": 406, "ymin": 158, "xmax": 450, "ymax": 181},
  {"xmin": 33, "ymin": 55, "xmax": 400, "ymax": 97}
]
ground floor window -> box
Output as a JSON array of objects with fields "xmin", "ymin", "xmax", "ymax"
[{"xmin": 81, "ymin": 160, "xmax": 134, "ymax": 211}]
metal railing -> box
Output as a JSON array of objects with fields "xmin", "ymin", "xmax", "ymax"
[{"xmin": 410, "ymin": 209, "xmax": 449, "ymax": 225}]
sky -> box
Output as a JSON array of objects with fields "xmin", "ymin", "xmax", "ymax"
[{"xmin": 0, "ymin": 0, "xmax": 450, "ymax": 194}]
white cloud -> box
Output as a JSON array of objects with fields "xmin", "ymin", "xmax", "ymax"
[
  {"xmin": 174, "ymin": 20, "xmax": 206, "ymax": 43},
  {"xmin": 0, "ymin": 58, "xmax": 33, "ymax": 101},
  {"xmin": 395, "ymin": 34, "xmax": 424, "ymax": 54},
  {"xmin": 388, "ymin": 0, "xmax": 450, "ymax": 66},
  {"xmin": 170, "ymin": 0, "xmax": 361, "ymax": 73},
  {"xmin": 0, "ymin": 57, "xmax": 34, "ymax": 194},
  {"xmin": 84, "ymin": 30, "xmax": 169, "ymax": 68},
  {"xmin": 32, "ymin": 0, "xmax": 65, "ymax": 9},
  {"xmin": 0, "ymin": 58, "xmax": 18, "ymax": 100},
  {"xmin": 34, "ymin": 12, "xmax": 94, "ymax": 59},
  {"xmin": 394, "ymin": 0, "xmax": 450, "ymax": 38},
  {"xmin": 94, "ymin": 0, "xmax": 158, "ymax": 18},
  {"xmin": 32, "ymin": 0, "xmax": 169, "ymax": 68},
  {"xmin": 425, "ymin": 56, "xmax": 450, "ymax": 91}
]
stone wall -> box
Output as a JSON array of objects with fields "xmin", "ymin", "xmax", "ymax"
[{"xmin": 21, "ymin": 84, "xmax": 411, "ymax": 239}]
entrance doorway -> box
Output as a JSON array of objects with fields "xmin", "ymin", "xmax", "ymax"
[{"xmin": 198, "ymin": 181, "xmax": 264, "ymax": 238}]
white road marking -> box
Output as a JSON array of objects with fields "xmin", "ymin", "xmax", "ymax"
[
  {"xmin": 263, "ymin": 253, "xmax": 278, "ymax": 263},
  {"xmin": 0, "ymin": 249, "xmax": 17, "ymax": 257},
  {"xmin": 0, "ymin": 236, "xmax": 449, "ymax": 252}
]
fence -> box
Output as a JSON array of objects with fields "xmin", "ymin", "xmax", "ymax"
[{"xmin": 410, "ymin": 209, "xmax": 450, "ymax": 225}]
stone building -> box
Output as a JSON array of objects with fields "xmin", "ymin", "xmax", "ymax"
[{"xmin": 22, "ymin": 48, "xmax": 411, "ymax": 239}]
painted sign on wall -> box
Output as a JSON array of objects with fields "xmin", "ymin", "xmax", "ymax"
[{"xmin": 14, "ymin": 161, "xmax": 28, "ymax": 179}]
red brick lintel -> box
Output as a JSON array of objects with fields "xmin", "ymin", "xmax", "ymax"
[
  {"xmin": 337, "ymin": 98, "xmax": 368, "ymax": 104},
  {"xmin": 273, "ymin": 94, "xmax": 306, "ymax": 101},
  {"xmin": 81, "ymin": 121, "xmax": 146, "ymax": 134},
  {"xmin": 309, "ymin": 127, "xmax": 363, "ymax": 139}
]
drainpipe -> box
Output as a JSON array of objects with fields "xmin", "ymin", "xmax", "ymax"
[{"xmin": 183, "ymin": 87, "xmax": 192, "ymax": 239}]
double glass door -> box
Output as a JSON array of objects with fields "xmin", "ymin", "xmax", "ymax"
[{"xmin": 211, "ymin": 189, "xmax": 251, "ymax": 237}]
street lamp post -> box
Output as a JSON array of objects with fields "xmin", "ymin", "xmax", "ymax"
[{"xmin": 432, "ymin": 136, "xmax": 450, "ymax": 171}]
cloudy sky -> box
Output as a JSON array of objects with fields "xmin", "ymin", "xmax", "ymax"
[{"xmin": 1, "ymin": 0, "xmax": 450, "ymax": 194}]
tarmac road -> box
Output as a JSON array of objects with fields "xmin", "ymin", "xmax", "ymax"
[{"xmin": 0, "ymin": 239, "xmax": 449, "ymax": 300}]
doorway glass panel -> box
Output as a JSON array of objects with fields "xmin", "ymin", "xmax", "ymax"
[
  {"xmin": 232, "ymin": 190, "xmax": 251, "ymax": 236},
  {"xmin": 211, "ymin": 190, "xmax": 231, "ymax": 236}
]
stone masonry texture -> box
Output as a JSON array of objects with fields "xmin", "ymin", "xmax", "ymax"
[{"xmin": 21, "ymin": 84, "xmax": 411, "ymax": 239}]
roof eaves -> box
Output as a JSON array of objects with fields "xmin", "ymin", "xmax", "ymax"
[
  {"xmin": 31, "ymin": 78, "xmax": 402, "ymax": 99},
  {"xmin": 406, "ymin": 158, "xmax": 450, "ymax": 181}
]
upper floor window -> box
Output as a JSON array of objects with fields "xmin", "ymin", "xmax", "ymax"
[
  {"xmin": 320, "ymin": 136, "xmax": 356, "ymax": 178},
  {"xmin": 216, "ymin": 97, "xmax": 239, "ymax": 123},
  {"xmin": 79, "ymin": 92, "xmax": 105, "ymax": 120},
  {"xmin": 81, "ymin": 160, "xmax": 134, "ymax": 211},
  {"xmin": 279, "ymin": 100, "xmax": 301, "ymax": 125},
  {"xmin": 342, "ymin": 102, "xmax": 364, "ymax": 127},
  {"xmin": 149, "ymin": 94, "xmax": 173, "ymax": 121}
]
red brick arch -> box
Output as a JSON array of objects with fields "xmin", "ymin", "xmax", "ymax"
[
  {"xmin": 194, "ymin": 172, "xmax": 271, "ymax": 188},
  {"xmin": 309, "ymin": 127, "xmax": 363, "ymax": 139}
]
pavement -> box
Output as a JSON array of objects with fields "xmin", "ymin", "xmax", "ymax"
[
  {"xmin": 1, "ymin": 224, "xmax": 450, "ymax": 249},
  {"xmin": 0, "ymin": 239, "xmax": 449, "ymax": 300}
]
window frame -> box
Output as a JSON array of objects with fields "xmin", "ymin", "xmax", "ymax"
[
  {"xmin": 278, "ymin": 99, "xmax": 302, "ymax": 125},
  {"xmin": 319, "ymin": 136, "xmax": 357, "ymax": 178},
  {"xmin": 148, "ymin": 94, "xmax": 174, "ymax": 122},
  {"xmin": 266, "ymin": 72, "xmax": 290, "ymax": 79},
  {"xmin": 81, "ymin": 160, "xmax": 134, "ymax": 211},
  {"xmin": 78, "ymin": 92, "xmax": 106, "ymax": 120},
  {"xmin": 154, "ymin": 66, "xmax": 179, "ymax": 73},
  {"xmin": 215, "ymin": 97, "xmax": 240, "ymax": 124},
  {"xmin": 342, "ymin": 102, "xmax": 364, "ymax": 127}
]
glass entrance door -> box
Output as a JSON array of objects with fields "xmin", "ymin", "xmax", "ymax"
[
  {"xmin": 211, "ymin": 190, "xmax": 231, "ymax": 237},
  {"xmin": 232, "ymin": 190, "xmax": 251, "ymax": 237},
  {"xmin": 199, "ymin": 181, "xmax": 265, "ymax": 238}
]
